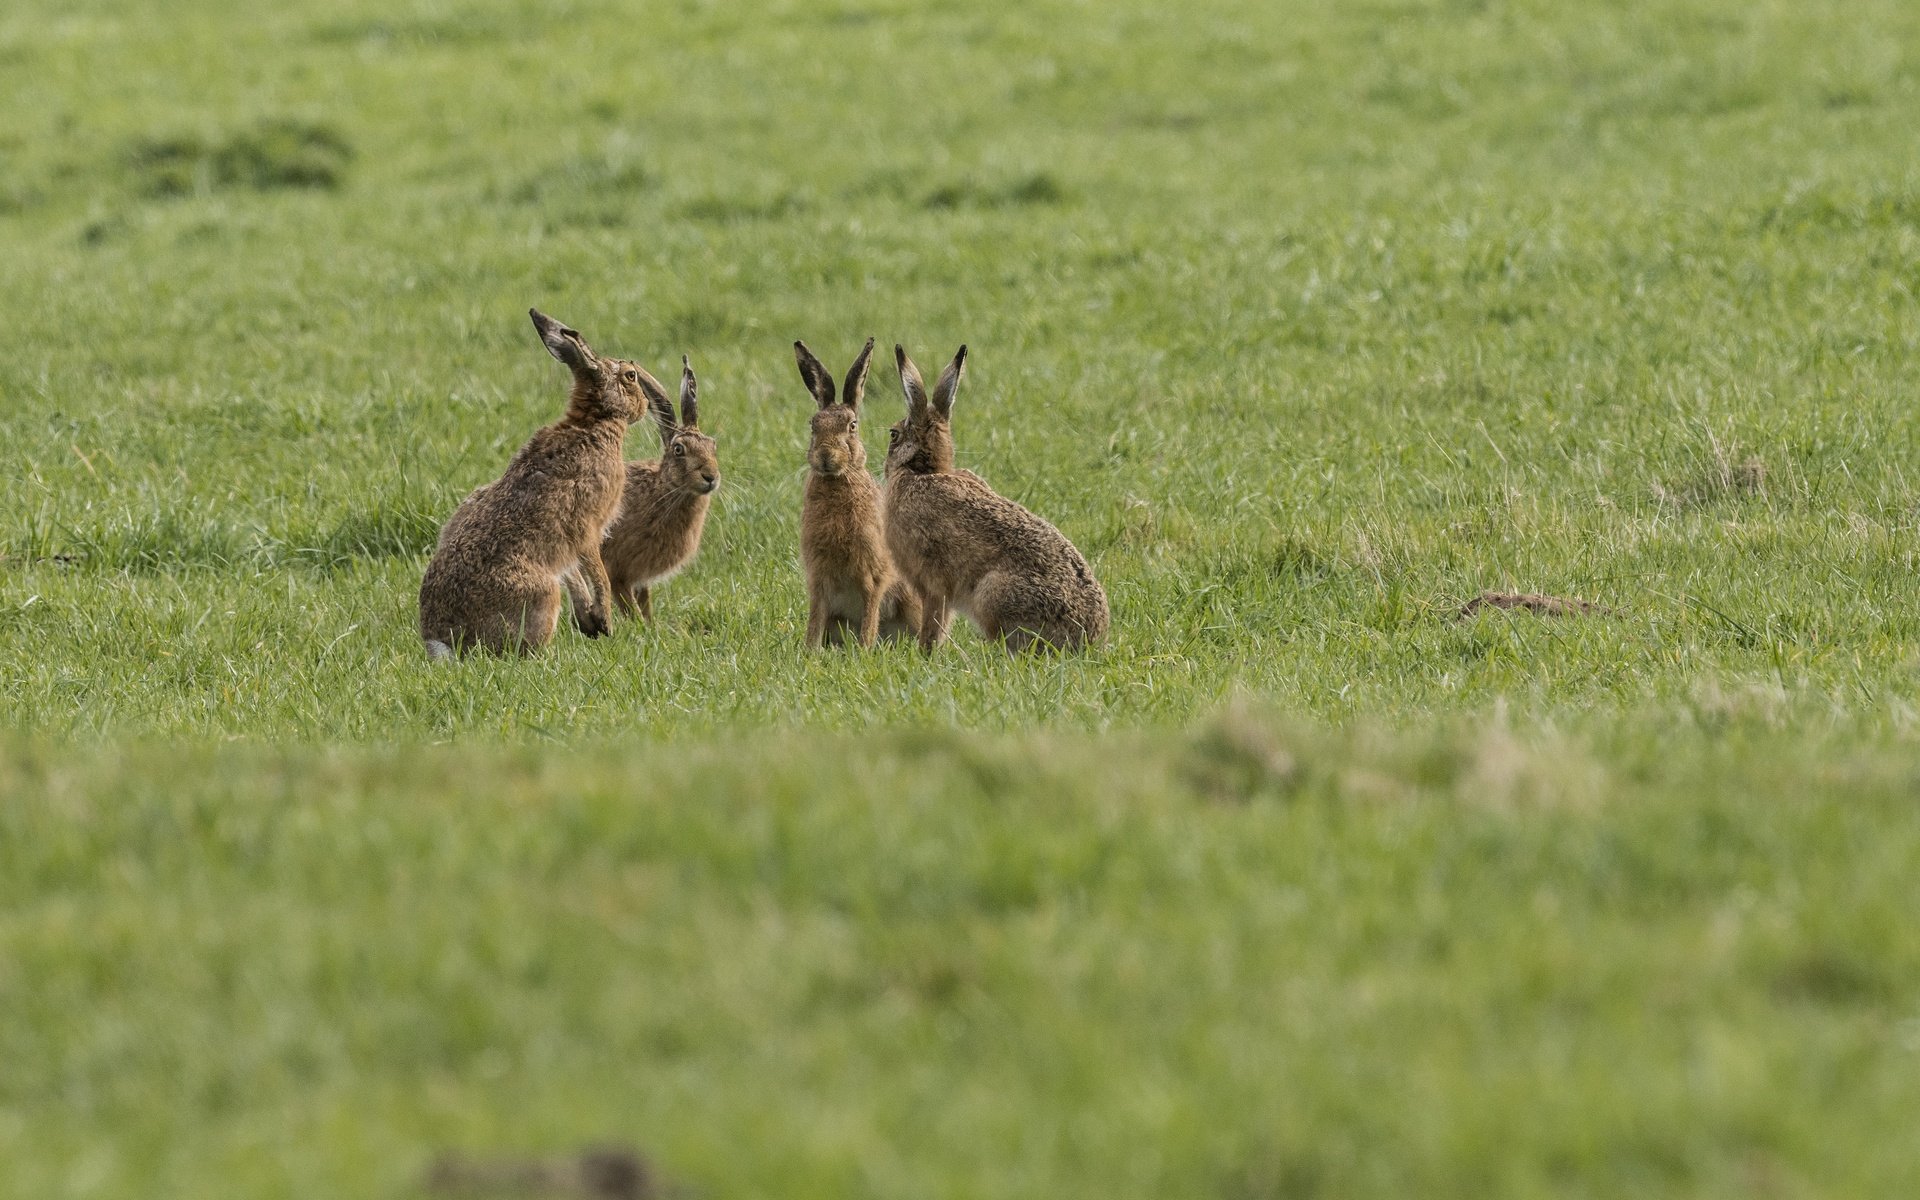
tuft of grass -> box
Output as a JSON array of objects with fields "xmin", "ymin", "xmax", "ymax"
[
  {"xmin": 308, "ymin": 13, "xmax": 507, "ymax": 49},
  {"xmin": 127, "ymin": 119, "xmax": 353, "ymax": 196},
  {"xmin": 300, "ymin": 503, "xmax": 442, "ymax": 572},
  {"xmin": 1651, "ymin": 436, "xmax": 1770, "ymax": 510},
  {"xmin": 1180, "ymin": 701, "xmax": 1303, "ymax": 801},
  {"xmin": 672, "ymin": 189, "xmax": 811, "ymax": 224},
  {"xmin": 1757, "ymin": 184, "xmax": 1920, "ymax": 232},
  {"xmin": 922, "ymin": 171, "xmax": 1070, "ymax": 210}
]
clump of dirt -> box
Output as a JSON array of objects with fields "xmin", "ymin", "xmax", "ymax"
[
  {"xmin": 1457, "ymin": 591, "xmax": 1609, "ymax": 619},
  {"xmin": 426, "ymin": 1145, "xmax": 657, "ymax": 1199}
]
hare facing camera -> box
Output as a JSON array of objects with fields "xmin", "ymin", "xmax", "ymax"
[
  {"xmin": 795, "ymin": 337, "xmax": 922, "ymax": 648},
  {"xmin": 598, "ymin": 356, "xmax": 718, "ymax": 622}
]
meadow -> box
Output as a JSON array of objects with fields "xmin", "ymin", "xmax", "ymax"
[{"xmin": 3, "ymin": 0, "xmax": 1920, "ymax": 1195}]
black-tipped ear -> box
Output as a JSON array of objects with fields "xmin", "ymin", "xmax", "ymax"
[
  {"xmin": 930, "ymin": 345, "xmax": 966, "ymax": 419},
  {"xmin": 530, "ymin": 308, "xmax": 599, "ymax": 375},
  {"xmin": 794, "ymin": 341, "xmax": 835, "ymax": 409},
  {"xmin": 679, "ymin": 356, "xmax": 699, "ymax": 429},
  {"xmin": 630, "ymin": 364, "xmax": 676, "ymax": 448},
  {"xmin": 896, "ymin": 344, "xmax": 929, "ymax": 417},
  {"xmin": 842, "ymin": 337, "xmax": 875, "ymax": 412}
]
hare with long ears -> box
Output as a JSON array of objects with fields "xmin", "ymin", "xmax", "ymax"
[
  {"xmin": 883, "ymin": 344, "xmax": 1109, "ymax": 652},
  {"xmin": 419, "ymin": 309, "xmax": 655, "ymax": 658},
  {"xmin": 598, "ymin": 356, "xmax": 718, "ymax": 621},
  {"xmin": 795, "ymin": 337, "xmax": 923, "ymax": 647}
]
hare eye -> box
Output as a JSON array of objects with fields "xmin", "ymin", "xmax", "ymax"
[
  {"xmin": 888, "ymin": 429, "xmax": 900, "ymax": 443},
  {"xmin": 674, "ymin": 443, "xmax": 686, "ymax": 456},
  {"xmin": 849, "ymin": 421, "xmax": 858, "ymax": 432},
  {"xmin": 624, "ymin": 369, "xmax": 637, "ymax": 381}
]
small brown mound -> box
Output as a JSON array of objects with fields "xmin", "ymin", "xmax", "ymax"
[
  {"xmin": 1457, "ymin": 591, "xmax": 1608, "ymax": 620},
  {"xmin": 426, "ymin": 1146, "xmax": 657, "ymax": 1200}
]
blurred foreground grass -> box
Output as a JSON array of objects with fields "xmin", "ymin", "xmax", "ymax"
[{"xmin": 4, "ymin": 713, "xmax": 1919, "ymax": 1199}]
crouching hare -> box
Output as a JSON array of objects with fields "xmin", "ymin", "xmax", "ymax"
[
  {"xmin": 598, "ymin": 356, "xmax": 718, "ymax": 621},
  {"xmin": 794, "ymin": 337, "xmax": 922, "ymax": 647},
  {"xmin": 419, "ymin": 310, "xmax": 653, "ymax": 657},
  {"xmin": 883, "ymin": 344, "xmax": 1109, "ymax": 652}
]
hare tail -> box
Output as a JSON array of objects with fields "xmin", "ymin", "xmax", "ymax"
[{"xmin": 425, "ymin": 639, "xmax": 455, "ymax": 662}]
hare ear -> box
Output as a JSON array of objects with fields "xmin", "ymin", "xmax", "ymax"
[
  {"xmin": 631, "ymin": 364, "xmax": 676, "ymax": 447},
  {"xmin": 930, "ymin": 345, "xmax": 967, "ymax": 419},
  {"xmin": 679, "ymin": 356, "xmax": 699, "ymax": 429},
  {"xmin": 529, "ymin": 309, "xmax": 599, "ymax": 376},
  {"xmin": 842, "ymin": 337, "xmax": 875, "ymax": 412},
  {"xmin": 895, "ymin": 344, "xmax": 929, "ymax": 417},
  {"xmin": 794, "ymin": 341, "xmax": 835, "ymax": 409}
]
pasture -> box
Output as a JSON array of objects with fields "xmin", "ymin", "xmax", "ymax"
[{"xmin": 3, "ymin": 0, "xmax": 1919, "ymax": 1195}]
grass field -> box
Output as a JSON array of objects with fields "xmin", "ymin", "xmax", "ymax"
[{"xmin": 3, "ymin": 0, "xmax": 1920, "ymax": 1195}]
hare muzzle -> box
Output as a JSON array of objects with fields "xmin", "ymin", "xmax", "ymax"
[{"xmin": 811, "ymin": 447, "xmax": 848, "ymax": 478}]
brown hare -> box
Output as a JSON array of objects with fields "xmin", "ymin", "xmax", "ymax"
[
  {"xmin": 419, "ymin": 310, "xmax": 657, "ymax": 658},
  {"xmin": 794, "ymin": 337, "xmax": 922, "ymax": 648},
  {"xmin": 598, "ymin": 356, "xmax": 718, "ymax": 621},
  {"xmin": 883, "ymin": 344, "xmax": 1109, "ymax": 653}
]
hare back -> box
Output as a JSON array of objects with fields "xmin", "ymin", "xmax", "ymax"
[
  {"xmin": 500, "ymin": 422, "xmax": 628, "ymax": 533},
  {"xmin": 885, "ymin": 471, "xmax": 1100, "ymax": 602},
  {"xmin": 431, "ymin": 473, "xmax": 610, "ymax": 578},
  {"xmin": 956, "ymin": 566, "xmax": 1110, "ymax": 649},
  {"xmin": 436, "ymin": 419, "xmax": 627, "ymax": 562}
]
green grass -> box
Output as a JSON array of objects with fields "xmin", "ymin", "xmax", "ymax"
[
  {"xmin": 7, "ymin": 721, "xmax": 1920, "ymax": 1199},
  {"xmin": 3, "ymin": 0, "xmax": 1920, "ymax": 1195}
]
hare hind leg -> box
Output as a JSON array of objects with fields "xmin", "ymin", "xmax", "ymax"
[
  {"xmin": 916, "ymin": 594, "xmax": 952, "ymax": 652},
  {"xmin": 970, "ymin": 571, "xmax": 1074, "ymax": 654},
  {"xmin": 877, "ymin": 581, "xmax": 922, "ymax": 642},
  {"xmin": 483, "ymin": 578, "xmax": 563, "ymax": 655}
]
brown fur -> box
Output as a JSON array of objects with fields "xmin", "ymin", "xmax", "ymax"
[
  {"xmin": 883, "ymin": 344, "xmax": 1109, "ymax": 653},
  {"xmin": 419, "ymin": 310, "xmax": 653, "ymax": 657},
  {"xmin": 795, "ymin": 338, "xmax": 922, "ymax": 647},
  {"xmin": 598, "ymin": 357, "xmax": 719, "ymax": 621}
]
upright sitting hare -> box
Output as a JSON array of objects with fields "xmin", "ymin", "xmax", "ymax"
[
  {"xmin": 883, "ymin": 344, "xmax": 1109, "ymax": 652},
  {"xmin": 599, "ymin": 357, "xmax": 718, "ymax": 621},
  {"xmin": 794, "ymin": 337, "xmax": 922, "ymax": 647},
  {"xmin": 419, "ymin": 310, "xmax": 654, "ymax": 657}
]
